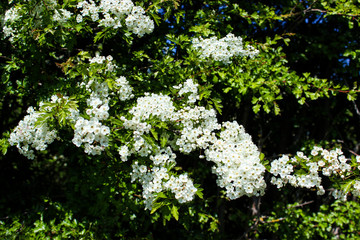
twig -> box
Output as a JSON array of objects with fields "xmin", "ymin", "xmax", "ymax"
[
  {"xmin": 352, "ymin": 101, "xmax": 360, "ymax": 121},
  {"xmin": 288, "ymin": 200, "xmax": 314, "ymax": 209}
]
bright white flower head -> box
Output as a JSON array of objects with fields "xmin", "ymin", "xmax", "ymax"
[
  {"xmin": 77, "ymin": 0, "xmax": 154, "ymax": 37},
  {"xmin": 115, "ymin": 76, "xmax": 134, "ymax": 101},
  {"xmin": 8, "ymin": 95, "xmax": 63, "ymax": 159},
  {"xmin": 174, "ymin": 79, "xmax": 199, "ymax": 104},
  {"xmin": 270, "ymin": 146, "xmax": 355, "ymax": 199},
  {"xmin": 53, "ymin": 9, "xmax": 73, "ymax": 24},
  {"xmin": 192, "ymin": 33, "xmax": 259, "ymax": 64},
  {"xmin": 205, "ymin": 121, "xmax": 266, "ymax": 199}
]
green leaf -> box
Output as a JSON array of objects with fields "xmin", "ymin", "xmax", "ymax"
[
  {"xmin": 210, "ymin": 98, "xmax": 223, "ymax": 115},
  {"xmin": 143, "ymin": 134, "xmax": 157, "ymax": 149},
  {"xmin": 0, "ymin": 138, "xmax": 9, "ymax": 155},
  {"xmin": 150, "ymin": 128, "xmax": 159, "ymax": 141},
  {"xmin": 151, "ymin": 202, "xmax": 166, "ymax": 214},
  {"xmin": 156, "ymin": 192, "xmax": 167, "ymax": 199},
  {"xmin": 148, "ymin": 12, "xmax": 162, "ymax": 26},
  {"xmin": 223, "ymin": 87, "xmax": 232, "ymax": 93},
  {"xmin": 253, "ymin": 104, "xmax": 261, "ymax": 113},
  {"xmin": 160, "ymin": 133, "xmax": 168, "ymax": 148},
  {"xmin": 342, "ymin": 180, "xmax": 355, "ymax": 193},
  {"xmin": 196, "ymin": 188, "xmax": 204, "ymax": 199},
  {"xmin": 171, "ymin": 205, "xmax": 179, "ymax": 221},
  {"xmin": 347, "ymin": 91, "xmax": 357, "ymax": 101},
  {"xmin": 273, "ymin": 102, "xmax": 280, "ymax": 115},
  {"xmin": 259, "ymin": 152, "xmax": 265, "ymax": 161}
]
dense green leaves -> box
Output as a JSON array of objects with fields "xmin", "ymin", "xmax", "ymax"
[
  {"xmin": 1, "ymin": 0, "xmax": 360, "ymax": 239},
  {"xmin": 256, "ymin": 200, "xmax": 360, "ymax": 239}
]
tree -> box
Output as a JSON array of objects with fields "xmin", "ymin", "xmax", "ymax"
[{"xmin": 1, "ymin": 0, "xmax": 360, "ymax": 239}]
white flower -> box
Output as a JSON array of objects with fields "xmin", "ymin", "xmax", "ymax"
[
  {"xmin": 9, "ymin": 107, "xmax": 58, "ymax": 159},
  {"xmin": 125, "ymin": 6, "xmax": 154, "ymax": 37},
  {"xmin": 192, "ymin": 33, "xmax": 259, "ymax": 64},
  {"xmin": 318, "ymin": 160, "xmax": 325, "ymax": 167},
  {"xmin": 53, "ymin": 9, "xmax": 73, "ymax": 24}
]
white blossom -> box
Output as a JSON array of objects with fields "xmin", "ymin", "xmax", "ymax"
[
  {"xmin": 192, "ymin": 33, "xmax": 259, "ymax": 64},
  {"xmin": 270, "ymin": 146, "xmax": 356, "ymax": 199}
]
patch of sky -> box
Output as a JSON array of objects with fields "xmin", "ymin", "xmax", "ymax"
[
  {"xmin": 219, "ymin": 4, "xmax": 227, "ymax": 11},
  {"xmin": 158, "ymin": 8, "xmax": 165, "ymax": 15},
  {"xmin": 162, "ymin": 39, "xmax": 177, "ymax": 55},
  {"xmin": 202, "ymin": 4, "xmax": 209, "ymax": 9},
  {"xmin": 305, "ymin": 13, "xmax": 325, "ymax": 25},
  {"xmin": 338, "ymin": 56, "xmax": 350, "ymax": 67}
]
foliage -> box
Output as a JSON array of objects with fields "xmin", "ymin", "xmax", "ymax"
[
  {"xmin": 0, "ymin": 201, "xmax": 96, "ymax": 239},
  {"xmin": 1, "ymin": 0, "xmax": 360, "ymax": 239},
  {"xmin": 254, "ymin": 200, "xmax": 360, "ymax": 239}
]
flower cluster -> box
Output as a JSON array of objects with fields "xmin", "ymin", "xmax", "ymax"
[
  {"xmin": 2, "ymin": 6, "xmax": 21, "ymax": 41},
  {"xmin": 9, "ymin": 103, "xmax": 58, "ymax": 160},
  {"xmin": 353, "ymin": 180, "xmax": 360, "ymax": 197},
  {"xmin": 205, "ymin": 121, "xmax": 266, "ymax": 199},
  {"xmin": 270, "ymin": 146, "xmax": 358, "ymax": 200},
  {"xmin": 131, "ymin": 148, "xmax": 197, "ymax": 210},
  {"xmin": 9, "ymin": 51, "xmax": 268, "ymax": 208},
  {"xmin": 72, "ymin": 117, "xmax": 110, "ymax": 155},
  {"xmin": 125, "ymin": 6, "xmax": 155, "ymax": 37},
  {"xmin": 173, "ymin": 79, "xmax": 199, "ymax": 104},
  {"xmin": 53, "ymin": 9, "xmax": 73, "ymax": 24},
  {"xmin": 77, "ymin": 0, "xmax": 154, "ymax": 37},
  {"xmin": 118, "ymin": 145, "xmax": 130, "ymax": 162},
  {"xmin": 89, "ymin": 55, "xmax": 116, "ymax": 72},
  {"xmin": 71, "ymin": 88, "xmax": 110, "ymax": 156},
  {"xmin": 128, "ymin": 93, "xmax": 175, "ymax": 121},
  {"xmin": 86, "ymin": 97, "xmax": 109, "ymax": 120},
  {"xmin": 120, "ymin": 92, "xmax": 176, "ymax": 160},
  {"xmin": 2, "ymin": 0, "xmax": 154, "ymax": 43},
  {"xmin": 115, "ymin": 76, "xmax": 134, "ymax": 101},
  {"xmin": 3, "ymin": 6, "xmax": 21, "ymax": 23},
  {"xmin": 120, "ymin": 80, "xmax": 266, "ymax": 207},
  {"xmin": 192, "ymin": 33, "xmax": 259, "ymax": 64},
  {"xmin": 9, "ymin": 54, "xmax": 117, "ymax": 157},
  {"xmin": 175, "ymin": 106, "xmax": 220, "ymax": 153},
  {"xmin": 2, "ymin": 0, "xmax": 58, "ymax": 42},
  {"xmin": 270, "ymin": 154, "xmax": 324, "ymax": 194},
  {"xmin": 122, "ymin": 93, "xmax": 176, "ymax": 138},
  {"xmin": 71, "ymin": 56, "xmax": 115, "ymax": 155}
]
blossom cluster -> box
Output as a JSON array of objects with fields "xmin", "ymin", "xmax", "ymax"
[
  {"xmin": 173, "ymin": 79, "xmax": 199, "ymax": 104},
  {"xmin": 53, "ymin": 9, "xmax": 73, "ymax": 24},
  {"xmin": 270, "ymin": 147, "xmax": 360, "ymax": 200},
  {"xmin": 72, "ymin": 56, "xmax": 114, "ymax": 155},
  {"xmin": 120, "ymin": 93, "xmax": 176, "ymax": 159},
  {"xmin": 115, "ymin": 76, "xmax": 134, "ymax": 101},
  {"xmin": 118, "ymin": 145, "xmax": 130, "ymax": 162},
  {"xmin": 353, "ymin": 180, "xmax": 360, "ymax": 197},
  {"xmin": 205, "ymin": 121, "xmax": 266, "ymax": 199},
  {"xmin": 124, "ymin": 6, "xmax": 155, "ymax": 37},
  {"xmin": 77, "ymin": 0, "xmax": 154, "ymax": 37},
  {"xmin": 2, "ymin": 0, "xmax": 154, "ymax": 43},
  {"xmin": 89, "ymin": 55, "xmax": 117, "ymax": 72},
  {"xmin": 120, "ymin": 80, "xmax": 266, "ymax": 206},
  {"xmin": 8, "ymin": 101, "xmax": 59, "ymax": 159},
  {"xmin": 8, "ymin": 51, "xmax": 267, "ymax": 208},
  {"xmin": 122, "ymin": 93, "xmax": 176, "ymax": 138},
  {"xmin": 72, "ymin": 117, "xmax": 110, "ymax": 155},
  {"xmin": 192, "ymin": 33, "xmax": 259, "ymax": 64},
  {"xmin": 175, "ymin": 106, "xmax": 220, "ymax": 153},
  {"xmin": 2, "ymin": 0, "xmax": 58, "ymax": 42},
  {"xmin": 2, "ymin": 6, "xmax": 21, "ymax": 41},
  {"xmin": 8, "ymin": 54, "xmax": 117, "ymax": 157},
  {"xmin": 131, "ymin": 147, "xmax": 197, "ymax": 210}
]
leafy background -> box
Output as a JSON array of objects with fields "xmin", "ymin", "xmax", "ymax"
[{"xmin": 1, "ymin": 0, "xmax": 360, "ymax": 239}]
